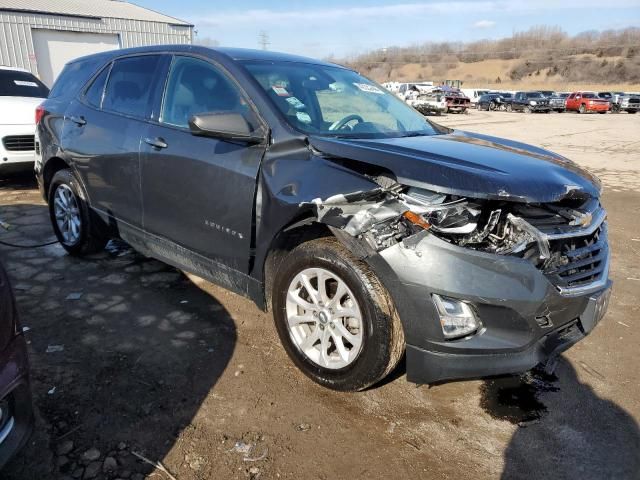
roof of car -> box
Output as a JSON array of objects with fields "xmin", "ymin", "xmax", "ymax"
[
  {"xmin": 67, "ymin": 45, "xmax": 346, "ymax": 70},
  {"xmin": 0, "ymin": 65, "xmax": 30, "ymax": 73}
]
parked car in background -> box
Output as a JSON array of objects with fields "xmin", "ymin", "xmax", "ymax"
[
  {"xmin": 617, "ymin": 94, "xmax": 640, "ymax": 114},
  {"xmin": 506, "ymin": 91, "xmax": 551, "ymax": 113},
  {"xmin": 0, "ymin": 261, "xmax": 33, "ymax": 469},
  {"xmin": 476, "ymin": 93, "xmax": 506, "ymax": 111},
  {"xmin": 0, "ymin": 66, "xmax": 49, "ymax": 173},
  {"xmin": 600, "ymin": 91, "xmax": 640, "ymax": 114},
  {"xmin": 549, "ymin": 92, "xmax": 569, "ymax": 112},
  {"xmin": 442, "ymin": 87, "xmax": 471, "ymax": 113},
  {"xmin": 460, "ymin": 88, "xmax": 490, "ymax": 105},
  {"xmin": 565, "ymin": 92, "xmax": 609, "ymax": 113},
  {"xmin": 396, "ymin": 82, "xmax": 434, "ymax": 100},
  {"xmin": 406, "ymin": 91, "xmax": 447, "ymax": 115},
  {"xmin": 36, "ymin": 46, "xmax": 611, "ymax": 391}
]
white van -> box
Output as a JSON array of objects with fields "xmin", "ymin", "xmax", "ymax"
[{"xmin": 461, "ymin": 88, "xmax": 491, "ymax": 104}]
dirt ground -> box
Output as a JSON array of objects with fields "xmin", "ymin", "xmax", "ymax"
[{"xmin": 1, "ymin": 110, "xmax": 638, "ymax": 480}]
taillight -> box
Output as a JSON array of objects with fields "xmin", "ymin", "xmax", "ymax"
[{"xmin": 35, "ymin": 104, "xmax": 45, "ymax": 124}]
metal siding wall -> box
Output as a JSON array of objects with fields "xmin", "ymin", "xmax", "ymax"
[{"xmin": 0, "ymin": 11, "xmax": 192, "ymax": 78}]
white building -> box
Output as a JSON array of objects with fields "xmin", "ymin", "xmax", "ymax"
[{"xmin": 0, "ymin": 0, "xmax": 192, "ymax": 86}]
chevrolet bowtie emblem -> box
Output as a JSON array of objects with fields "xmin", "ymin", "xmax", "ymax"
[{"xmin": 572, "ymin": 211, "xmax": 592, "ymax": 227}]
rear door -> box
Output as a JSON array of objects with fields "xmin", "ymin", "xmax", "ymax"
[
  {"xmin": 62, "ymin": 54, "xmax": 167, "ymax": 228},
  {"xmin": 140, "ymin": 55, "xmax": 267, "ymax": 272}
]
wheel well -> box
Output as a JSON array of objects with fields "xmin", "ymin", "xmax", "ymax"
[
  {"xmin": 262, "ymin": 221, "xmax": 332, "ymax": 312},
  {"xmin": 43, "ymin": 157, "xmax": 70, "ymax": 198}
]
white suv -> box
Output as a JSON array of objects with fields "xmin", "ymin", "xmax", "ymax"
[{"xmin": 0, "ymin": 66, "xmax": 49, "ymax": 173}]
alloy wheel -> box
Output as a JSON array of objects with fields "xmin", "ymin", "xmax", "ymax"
[
  {"xmin": 53, "ymin": 184, "xmax": 82, "ymax": 245},
  {"xmin": 285, "ymin": 267, "xmax": 364, "ymax": 369}
]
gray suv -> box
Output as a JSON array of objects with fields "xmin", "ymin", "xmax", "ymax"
[{"xmin": 35, "ymin": 46, "xmax": 611, "ymax": 391}]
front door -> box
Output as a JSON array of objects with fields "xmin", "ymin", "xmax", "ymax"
[{"xmin": 140, "ymin": 55, "xmax": 266, "ymax": 273}]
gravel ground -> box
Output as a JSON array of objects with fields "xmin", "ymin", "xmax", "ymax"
[{"xmin": 1, "ymin": 110, "xmax": 638, "ymax": 480}]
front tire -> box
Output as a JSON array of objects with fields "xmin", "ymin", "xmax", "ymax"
[
  {"xmin": 48, "ymin": 169, "xmax": 108, "ymax": 255},
  {"xmin": 272, "ymin": 237, "xmax": 405, "ymax": 391}
]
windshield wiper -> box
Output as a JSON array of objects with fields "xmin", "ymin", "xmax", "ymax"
[{"xmin": 399, "ymin": 132, "xmax": 430, "ymax": 138}]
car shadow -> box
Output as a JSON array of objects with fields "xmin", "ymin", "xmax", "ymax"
[
  {"xmin": 0, "ymin": 198, "xmax": 237, "ymax": 479},
  {"xmin": 0, "ymin": 169, "xmax": 38, "ymax": 191},
  {"xmin": 484, "ymin": 358, "xmax": 640, "ymax": 480}
]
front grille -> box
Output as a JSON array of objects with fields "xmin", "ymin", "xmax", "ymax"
[
  {"xmin": 544, "ymin": 223, "xmax": 608, "ymax": 290},
  {"xmin": 2, "ymin": 135, "xmax": 35, "ymax": 152},
  {"xmin": 515, "ymin": 199, "xmax": 609, "ymax": 295}
]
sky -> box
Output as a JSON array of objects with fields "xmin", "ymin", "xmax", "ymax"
[{"xmin": 134, "ymin": 0, "xmax": 640, "ymax": 58}]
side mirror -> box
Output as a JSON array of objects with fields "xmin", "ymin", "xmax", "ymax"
[{"xmin": 188, "ymin": 112, "xmax": 265, "ymax": 144}]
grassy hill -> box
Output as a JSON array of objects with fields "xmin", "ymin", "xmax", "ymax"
[{"xmin": 340, "ymin": 26, "xmax": 640, "ymax": 91}]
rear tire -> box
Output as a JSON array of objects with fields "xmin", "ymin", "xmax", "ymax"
[
  {"xmin": 579, "ymin": 104, "xmax": 586, "ymax": 114},
  {"xmin": 506, "ymin": 103, "xmax": 512, "ymax": 112},
  {"xmin": 272, "ymin": 237, "xmax": 405, "ymax": 391},
  {"xmin": 48, "ymin": 169, "xmax": 108, "ymax": 255}
]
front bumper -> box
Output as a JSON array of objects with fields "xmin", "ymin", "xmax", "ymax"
[
  {"xmin": 0, "ymin": 334, "xmax": 34, "ymax": 469},
  {"xmin": 1, "ymin": 125, "xmax": 36, "ymax": 170},
  {"xmin": 586, "ymin": 104, "xmax": 609, "ymax": 112},
  {"xmin": 529, "ymin": 104, "xmax": 551, "ymax": 111},
  {"xmin": 368, "ymin": 230, "xmax": 611, "ymax": 384}
]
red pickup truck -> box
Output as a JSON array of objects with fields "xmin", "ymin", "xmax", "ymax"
[{"xmin": 565, "ymin": 92, "xmax": 610, "ymax": 113}]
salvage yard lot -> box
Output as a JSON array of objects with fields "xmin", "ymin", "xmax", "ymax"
[{"xmin": 2, "ymin": 111, "xmax": 639, "ymax": 479}]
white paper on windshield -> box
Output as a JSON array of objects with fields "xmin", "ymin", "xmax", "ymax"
[
  {"xmin": 14, "ymin": 80, "xmax": 39, "ymax": 87},
  {"xmin": 272, "ymin": 86, "xmax": 290, "ymax": 97},
  {"xmin": 353, "ymin": 83, "xmax": 384, "ymax": 94},
  {"xmin": 286, "ymin": 96, "xmax": 305, "ymax": 109},
  {"xmin": 296, "ymin": 112, "xmax": 312, "ymax": 123}
]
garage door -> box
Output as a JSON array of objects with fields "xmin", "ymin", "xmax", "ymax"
[{"xmin": 32, "ymin": 30, "xmax": 120, "ymax": 86}]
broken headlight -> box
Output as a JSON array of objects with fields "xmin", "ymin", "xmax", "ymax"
[{"xmin": 403, "ymin": 187, "xmax": 482, "ymax": 235}]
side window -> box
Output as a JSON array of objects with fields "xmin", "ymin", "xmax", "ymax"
[
  {"xmin": 399, "ymin": 84, "xmax": 406, "ymax": 94},
  {"xmin": 102, "ymin": 55, "xmax": 161, "ymax": 118},
  {"xmin": 160, "ymin": 56, "xmax": 248, "ymax": 128},
  {"xmin": 84, "ymin": 64, "xmax": 111, "ymax": 108},
  {"xmin": 49, "ymin": 57, "xmax": 103, "ymax": 98}
]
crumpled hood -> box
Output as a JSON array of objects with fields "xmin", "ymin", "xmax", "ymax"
[
  {"xmin": 309, "ymin": 130, "xmax": 601, "ymax": 203},
  {"xmin": 0, "ymin": 96, "xmax": 44, "ymax": 125}
]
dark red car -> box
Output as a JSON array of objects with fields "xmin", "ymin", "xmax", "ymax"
[{"xmin": 0, "ymin": 260, "xmax": 33, "ymax": 469}]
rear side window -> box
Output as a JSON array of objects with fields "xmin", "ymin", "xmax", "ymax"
[
  {"xmin": 0, "ymin": 69, "xmax": 49, "ymax": 98},
  {"xmin": 102, "ymin": 55, "xmax": 162, "ymax": 119},
  {"xmin": 49, "ymin": 58, "xmax": 103, "ymax": 99},
  {"xmin": 84, "ymin": 64, "xmax": 111, "ymax": 108}
]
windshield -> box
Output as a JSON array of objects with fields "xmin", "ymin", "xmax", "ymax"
[
  {"xmin": 0, "ymin": 69, "xmax": 49, "ymax": 98},
  {"xmin": 526, "ymin": 92, "xmax": 543, "ymax": 99},
  {"xmin": 242, "ymin": 61, "xmax": 440, "ymax": 138}
]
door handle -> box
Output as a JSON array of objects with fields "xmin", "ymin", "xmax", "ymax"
[
  {"xmin": 144, "ymin": 137, "xmax": 168, "ymax": 149},
  {"xmin": 69, "ymin": 115, "xmax": 86, "ymax": 126}
]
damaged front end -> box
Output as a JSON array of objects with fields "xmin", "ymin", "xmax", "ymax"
[
  {"xmin": 306, "ymin": 179, "xmax": 609, "ymax": 298},
  {"xmin": 304, "ymin": 177, "xmax": 611, "ymax": 383}
]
